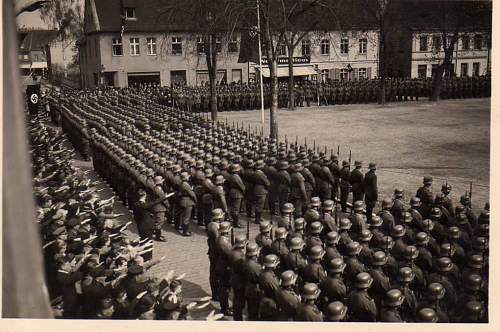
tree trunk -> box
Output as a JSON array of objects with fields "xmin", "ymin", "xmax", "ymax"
[
  {"xmin": 206, "ymin": 34, "xmax": 218, "ymax": 122},
  {"xmin": 378, "ymin": 29, "xmax": 386, "ymax": 104},
  {"xmin": 430, "ymin": 65, "xmax": 444, "ymax": 101},
  {"xmin": 287, "ymin": 44, "xmax": 295, "ymax": 110},
  {"xmin": 379, "ymin": 77, "xmax": 386, "ymax": 104}
]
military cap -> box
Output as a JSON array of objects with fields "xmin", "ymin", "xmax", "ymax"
[
  {"xmin": 353, "ymin": 200, "xmax": 365, "ymax": 212},
  {"xmin": 368, "ymin": 162, "xmax": 377, "ymax": 170},
  {"xmin": 326, "ymin": 231, "xmax": 340, "ymax": 245},
  {"xmin": 401, "ymin": 212, "xmax": 413, "ymax": 224},
  {"xmin": 325, "ymin": 301, "xmax": 347, "ymax": 321},
  {"xmin": 322, "ymin": 200, "xmax": 335, "ymax": 211},
  {"xmin": 345, "ymin": 241, "xmax": 362, "ymax": 256},
  {"xmin": 263, "ymin": 254, "xmax": 279, "ymax": 268},
  {"xmin": 310, "ymin": 197, "xmax": 321, "ymax": 208},
  {"xmin": 430, "ymin": 207, "xmax": 442, "ymax": 218},
  {"xmin": 354, "ymin": 160, "xmax": 362, "ymax": 167},
  {"xmin": 398, "ymin": 267, "xmax": 415, "ymax": 283},
  {"xmin": 230, "ymin": 163, "xmax": 241, "ymax": 172},
  {"xmin": 358, "ymin": 229, "xmax": 373, "ymax": 242},
  {"xmin": 339, "ymin": 218, "xmax": 352, "ymax": 230},
  {"xmin": 212, "ymin": 209, "xmax": 224, "ymax": 220},
  {"xmin": 327, "ymin": 257, "xmax": 346, "ymax": 273},
  {"xmin": 204, "ymin": 168, "xmax": 214, "ymax": 178},
  {"xmin": 302, "ymin": 283, "xmax": 321, "ymax": 300},
  {"xmin": 381, "ymin": 235, "xmax": 394, "ymax": 249},
  {"xmin": 281, "ymin": 270, "xmax": 298, "ymax": 287},
  {"xmin": 280, "ymin": 203, "xmax": 294, "ymax": 214},
  {"xmin": 390, "ymin": 225, "xmax": 406, "ymax": 238},
  {"xmin": 246, "ymin": 242, "xmax": 260, "ymax": 257},
  {"xmin": 369, "ymin": 215, "xmax": 383, "ymax": 227},
  {"xmin": 354, "ymin": 272, "xmax": 373, "ymax": 289},
  {"xmin": 309, "ymin": 245, "xmax": 325, "ymax": 260},
  {"xmin": 381, "ymin": 198, "xmax": 393, "ymax": 209},
  {"xmin": 477, "ymin": 224, "xmax": 489, "ymax": 238},
  {"xmin": 342, "ymin": 160, "xmax": 349, "ymax": 167},
  {"xmin": 421, "ymin": 219, "xmax": 434, "ymax": 231},
  {"xmin": 219, "ymin": 222, "xmax": 232, "ymax": 234},
  {"xmin": 468, "ymin": 254, "xmax": 484, "ymax": 269},
  {"xmin": 259, "ymin": 221, "xmax": 272, "ymax": 233},
  {"xmin": 473, "ymin": 236, "xmax": 488, "ymax": 251},
  {"xmin": 266, "ymin": 157, "xmax": 277, "ymax": 165},
  {"xmin": 275, "ymin": 227, "xmax": 288, "ymax": 239},
  {"xmin": 427, "ymin": 282, "xmax": 445, "ymax": 300},
  {"xmin": 384, "ymin": 289, "xmax": 405, "ymax": 307},
  {"xmin": 417, "ymin": 308, "xmax": 438, "ymax": 323},
  {"xmin": 410, "ymin": 196, "xmax": 421, "ymax": 207},
  {"xmin": 278, "ymin": 160, "xmax": 289, "ymax": 170},
  {"xmin": 234, "ymin": 234, "xmax": 247, "ymax": 249},
  {"xmin": 311, "ymin": 154, "xmax": 320, "ymax": 162},
  {"xmin": 289, "ymin": 236, "xmax": 305, "ymax": 250},
  {"xmin": 293, "ymin": 218, "xmax": 305, "ymax": 230},
  {"xmin": 394, "ymin": 188, "xmax": 404, "ymax": 197},
  {"xmin": 423, "ymin": 176, "xmax": 433, "ymax": 184},
  {"xmin": 415, "ymin": 232, "xmax": 429, "ymax": 245},
  {"xmin": 309, "ymin": 221, "xmax": 324, "ymax": 235}
]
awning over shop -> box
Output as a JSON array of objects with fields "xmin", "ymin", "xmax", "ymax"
[
  {"xmin": 260, "ymin": 66, "xmax": 317, "ymax": 78},
  {"xmin": 30, "ymin": 61, "xmax": 48, "ymax": 69}
]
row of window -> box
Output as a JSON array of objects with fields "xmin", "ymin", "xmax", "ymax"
[
  {"xmin": 417, "ymin": 62, "xmax": 482, "ymax": 78},
  {"xmin": 419, "ymin": 34, "xmax": 486, "ymax": 52},
  {"xmin": 319, "ymin": 67, "xmax": 372, "ymax": 81},
  {"xmin": 111, "ymin": 37, "xmax": 239, "ymax": 57},
  {"xmin": 278, "ymin": 38, "xmax": 368, "ymax": 57}
]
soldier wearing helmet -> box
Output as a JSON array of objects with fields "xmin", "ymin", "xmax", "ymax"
[
  {"xmin": 295, "ymin": 283, "xmax": 323, "ymax": 321},
  {"xmin": 347, "ymin": 272, "xmax": 377, "ymax": 322}
]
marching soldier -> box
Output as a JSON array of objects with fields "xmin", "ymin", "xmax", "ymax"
[
  {"xmin": 351, "ymin": 161, "xmax": 365, "ymax": 203},
  {"xmin": 364, "ymin": 162, "xmax": 378, "ymax": 221}
]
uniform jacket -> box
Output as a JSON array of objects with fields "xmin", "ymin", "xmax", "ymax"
[
  {"xmin": 253, "ymin": 169, "xmax": 271, "ymax": 196},
  {"xmin": 350, "ymin": 168, "xmax": 364, "ymax": 194},
  {"xmin": 363, "ymin": 171, "xmax": 378, "ymax": 202}
]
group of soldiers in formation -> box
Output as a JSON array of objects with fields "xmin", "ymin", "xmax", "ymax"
[
  {"xmin": 40, "ymin": 84, "xmax": 489, "ymax": 322},
  {"xmin": 164, "ymin": 76, "xmax": 491, "ymax": 113},
  {"xmin": 33, "ymin": 103, "xmax": 223, "ymax": 320}
]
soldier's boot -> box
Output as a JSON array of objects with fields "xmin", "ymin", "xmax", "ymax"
[
  {"xmin": 219, "ymin": 286, "xmax": 232, "ymax": 316},
  {"xmin": 155, "ymin": 229, "xmax": 167, "ymax": 242}
]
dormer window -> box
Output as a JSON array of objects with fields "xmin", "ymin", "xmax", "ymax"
[{"xmin": 125, "ymin": 8, "xmax": 136, "ymax": 19}]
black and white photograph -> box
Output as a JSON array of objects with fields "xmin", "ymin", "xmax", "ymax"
[{"xmin": 3, "ymin": 0, "xmax": 495, "ymax": 327}]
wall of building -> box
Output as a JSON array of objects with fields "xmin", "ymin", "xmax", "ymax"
[
  {"xmin": 410, "ymin": 31, "xmax": 490, "ymax": 78},
  {"xmin": 80, "ymin": 32, "xmax": 248, "ymax": 88}
]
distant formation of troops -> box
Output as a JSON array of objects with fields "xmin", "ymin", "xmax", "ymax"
[
  {"xmin": 43, "ymin": 84, "xmax": 489, "ymax": 322},
  {"xmin": 165, "ymin": 76, "xmax": 491, "ymax": 113}
]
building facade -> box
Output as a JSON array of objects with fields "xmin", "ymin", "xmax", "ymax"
[
  {"xmin": 18, "ymin": 29, "xmax": 58, "ymax": 77},
  {"xmin": 79, "ymin": 0, "xmax": 381, "ymax": 88},
  {"xmin": 410, "ymin": 30, "xmax": 491, "ymax": 79}
]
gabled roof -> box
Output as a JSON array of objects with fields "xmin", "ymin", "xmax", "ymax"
[{"xmin": 18, "ymin": 30, "xmax": 58, "ymax": 51}]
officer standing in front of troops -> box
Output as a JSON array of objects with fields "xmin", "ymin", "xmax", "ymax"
[
  {"xmin": 441, "ymin": 183, "xmax": 454, "ymax": 218},
  {"xmin": 364, "ymin": 162, "xmax": 378, "ymax": 222},
  {"xmin": 339, "ymin": 161, "xmax": 351, "ymax": 213},
  {"xmin": 416, "ymin": 176, "xmax": 434, "ymax": 219},
  {"xmin": 253, "ymin": 159, "xmax": 270, "ymax": 225},
  {"xmin": 227, "ymin": 163, "xmax": 245, "ymax": 228},
  {"xmin": 351, "ymin": 161, "xmax": 365, "ymax": 203},
  {"xmin": 319, "ymin": 158, "xmax": 335, "ymax": 201},
  {"xmin": 177, "ymin": 171, "xmax": 197, "ymax": 236},
  {"xmin": 207, "ymin": 208, "xmax": 224, "ymax": 301},
  {"xmin": 151, "ymin": 176, "xmax": 169, "ymax": 242},
  {"xmin": 264, "ymin": 157, "xmax": 280, "ymax": 217}
]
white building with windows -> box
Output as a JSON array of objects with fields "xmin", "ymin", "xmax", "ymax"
[
  {"xmin": 410, "ymin": 30, "xmax": 491, "ymax": 79},
  {"xmin": 251, "ymin": 30, "xmax": 379, "ymax": 83}
]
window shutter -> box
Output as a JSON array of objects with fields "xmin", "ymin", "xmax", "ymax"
[
  {"xmin": 334, "ymin": 68, "xmax": 340, "ymax": 80},
  {"xmin": 353, "ymin": 68, "xmax": 359, "ymax": 80},
  {"xmin": 367, "ymin": 67, "xmax": 372, "ymax": 79}
]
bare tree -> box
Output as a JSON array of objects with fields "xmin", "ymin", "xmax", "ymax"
[{"xmin": 156, "ymin": 0, "xmax": 248, "ymax": 121}]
